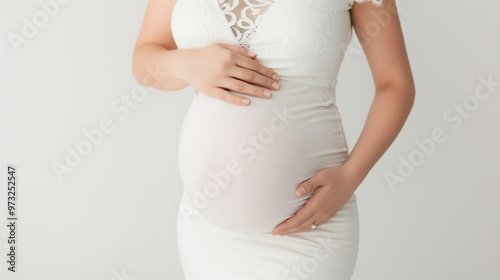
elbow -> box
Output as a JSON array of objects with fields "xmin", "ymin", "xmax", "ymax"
[
  {"xmin": 394, "ymin": 81, "xmax": 415, "ymax": 126},
  {"xmin": 131, "ymin": 59, "xmax": 153, "ymax": 88},
  {"xmin": 131, "ymin": 51, "xmax": 145, "ymax": 86},
  {"xmin": 131, "ymin": 67, "xmax": 144, "ymax": 87},
  {"xmin": 376, "ymin": 78, "xmax": 416, "ymax": 111},
  {"xmin": 402, "ymin": 80, "xmax": 416, "ymax": 116},
  {"xmin": 131, "ymin": 45, "xmax": 153, "ymax": 87},
  {"xmin": 396, "ymin": 80, "xmax": 415, "ymax": 112},
  {"xmin": 405, "ymin": 78, "xmax": 416, "ymax": 110},
  {"xmin": 378, "ymin": 73, "xmax": 415, "ymax": 94}
]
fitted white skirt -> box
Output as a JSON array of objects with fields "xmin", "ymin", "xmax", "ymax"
[
  {"xmin": 177, "ymin": 190, "xmax": 359, "ymax": 280},
  {"xmin": 176, "ymin": 79, "xmax": 360, "ymax": 279}
]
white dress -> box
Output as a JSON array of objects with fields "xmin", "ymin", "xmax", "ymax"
[{"xmin": 171, "ymin": 0, "xmax": 383, "ymax": 279}]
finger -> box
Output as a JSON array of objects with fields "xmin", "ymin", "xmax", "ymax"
[
  {"xmin": 276, "ymin": 203, "xmax": 328, "ymax": 235},
  {"xmin": 295, "ymin": 171, "xmax": 326, "ymax": 197},
  {"xmin": 234, "ymin": 52, "xmax": 280, "ymax": 82},
  {"xmin": 217, "ymin": 76, "xmax": 267, "ymax": 99},
  {"xmin": 218, "ymin": 42, "xmax": 257, "ymax": 58},
  {"xmin": 274, "ymin": 214, "xmax": 317, "ymax": 236},
  {"xmin": 216, "ymin": 42, "xmax": 280, "ymax": 82},
  {"xmin": 210, "ymin": 87, "xmax": 250, "ymax": 106},
  {"xmin": 279, "ymin": 217, "xmax": 319, "ymax": 235},
  {"xmin": 227, "ymin": 68, "xmax": 278, "ymax": 98},
  {"xmin": 272, "ymin": 201, "xmax": 317, "ymax": 235},
  {"xmin": 274, "ymin": 194, "xmax": 326, "ymax": 235}
]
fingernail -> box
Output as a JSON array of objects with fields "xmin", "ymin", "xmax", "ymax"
[
  {"xmin": 272, "ymin": 73, "xmax": 280, "ymax": 81},
  {"xmin": 263, "ymin": 89, "xmax": 271, "ymax": 97},
  {"xmin": 242, "ymin": 98, "xmax": 250, "ymax": 105},
  {"xmin": 295, "ymin": 186, "xmax": 305, "ymax": 196},
  {"xmin": 272, "ymin": 82, "xmax": 280, "ymax": 90},
  {"xmin": 248, "ymin": 51, "xmax": 256, "ymax": 56}
]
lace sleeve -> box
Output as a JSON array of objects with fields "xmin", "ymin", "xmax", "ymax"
[{"xmin": 352, "ymin": 0, "xmax": 383, "ymax": 7}]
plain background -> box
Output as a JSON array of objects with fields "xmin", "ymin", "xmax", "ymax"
[{"xmin": 1, "ymin": 0, "xmax": 499, "ymax": 279}]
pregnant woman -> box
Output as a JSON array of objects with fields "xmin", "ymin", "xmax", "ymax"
[{"xmin": 132, "ymin": 0, "xmax": 415, "ymax": 279}]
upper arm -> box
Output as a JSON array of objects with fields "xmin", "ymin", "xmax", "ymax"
[
  {"xmin": 134, "ymin": 0, "xmax": 178, "ymax": 51},
  {"xmin": 350, "ymin": 0, "xmax": 415, "ymax": 92}
]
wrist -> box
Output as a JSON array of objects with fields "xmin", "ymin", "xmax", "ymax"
[{"xmin": 341, "ymin": 157, "xmax": 370, "ymax": 186}]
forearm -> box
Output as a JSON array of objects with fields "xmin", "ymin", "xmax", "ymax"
[
  {"xmin": 343, "ymin": 85, "xmax": 415, "ymax": 185},
  {"xmin": 132, "ymin": 43, "xmax": 190, "ymax": 91}
]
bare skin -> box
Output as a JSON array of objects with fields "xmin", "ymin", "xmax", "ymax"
[
  {"xmin": 273, "ymin": 0, "xmax": 415, "ymax": 235},
  {"xmin": 132, "ymin": 0, "xmax": 279, "ymax": 106},
  {"xmin": 132, "ymin": 0, "xmax": 415, "ymax": 236}
]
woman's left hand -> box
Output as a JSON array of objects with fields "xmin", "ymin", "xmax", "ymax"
[{"xmin": 272, "ymin": 164, "xmax": 362, "ymax": 236}]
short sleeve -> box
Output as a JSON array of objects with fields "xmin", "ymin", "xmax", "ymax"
[{"xmin": 351, "ymin": 0, "xmax": 384, "ymax": 7}]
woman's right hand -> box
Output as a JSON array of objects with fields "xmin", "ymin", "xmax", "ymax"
[{"xmin": 177, "ymin": 42, "xmax": 280, "ymax": 106}]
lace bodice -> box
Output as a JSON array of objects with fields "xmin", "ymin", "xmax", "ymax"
[
  {"xmin": 171, "ymin": 0, "xmax": 382, "ymax": 88},
  {"xmin": 216, "ymin": 0, "xmax": 383, "ymax": 49},
  {"xmin": 217, "ymin": 0, "xmax": 275, "ymax": 49}
]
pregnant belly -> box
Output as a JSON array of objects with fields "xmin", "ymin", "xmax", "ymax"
[{"xmin": 177, "ymin": 80, "xmax": 349, "ymax": 234}]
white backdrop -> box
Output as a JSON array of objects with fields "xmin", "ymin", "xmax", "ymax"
[{"xmin": 1, "ymin": 0, "xmax": 499, "ymax": 279}]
